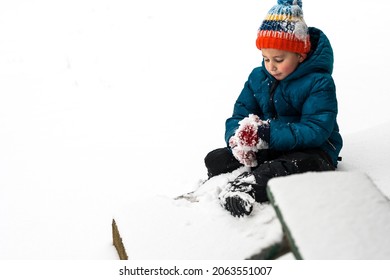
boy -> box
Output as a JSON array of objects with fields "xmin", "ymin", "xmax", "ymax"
[{"xmin": 205, "ymin": 0, "xmax": 343, "ymax": 217}]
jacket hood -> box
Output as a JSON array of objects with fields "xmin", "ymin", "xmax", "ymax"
[{"xmin": 300, "ymin": 27, "xmax": 334, "ymax": 75}]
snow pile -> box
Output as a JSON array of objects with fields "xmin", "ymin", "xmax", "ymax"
[
  {"xmin": 114, "ymin": 167, "xmax": 283, "ymax": 259},
  {"xmin": 268, "ymin": 171, "xmax": 390, "ymax": 259}
]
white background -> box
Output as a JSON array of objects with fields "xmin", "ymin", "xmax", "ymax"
[{"xmin": 1, "ymin": 0, "xmax": 389, "ymax": 262}]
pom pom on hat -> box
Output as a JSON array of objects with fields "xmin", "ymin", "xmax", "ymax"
[
  {"xmin": 256, "ymin": 0, "xmax": 310, "ymax": 54},
  {"xmin": 277, "ymin": 0, "xmax": 302, "ymax": 7}
]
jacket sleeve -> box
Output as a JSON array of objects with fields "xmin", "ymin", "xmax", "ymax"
[
  {"xmin": 269, "ymin": 76, "xmax": 337, "ymax": 150},
  {"xmin": 224, "ymin": 70, "xmax": 263, "ymax": 145}
]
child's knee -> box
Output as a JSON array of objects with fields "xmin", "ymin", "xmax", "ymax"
[{"xmin": 204, "ymin": 148, "xmax": 241, "ymax": 178}]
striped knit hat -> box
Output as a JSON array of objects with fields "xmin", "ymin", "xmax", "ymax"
[{"xmin": 256, "ymin": 0, "xmax": 311, "ymax": 54}]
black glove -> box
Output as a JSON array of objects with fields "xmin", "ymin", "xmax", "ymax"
[{"xmin": 219, "ymin": 172, "xmax": 256, "ymax": 217}]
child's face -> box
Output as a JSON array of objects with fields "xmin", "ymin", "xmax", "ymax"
[{"xmin": 262, "ymin": 48, "xmax": 305, "ymax": 81}]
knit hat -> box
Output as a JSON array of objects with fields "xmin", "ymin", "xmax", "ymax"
[{"xmin": 256, "ymin": 0, "xmax": 311, "ymax": 54}]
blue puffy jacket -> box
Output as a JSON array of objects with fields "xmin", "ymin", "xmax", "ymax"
[{"xmin": 225, "ymin": 27, "xmax": 343, "ymax": 167}]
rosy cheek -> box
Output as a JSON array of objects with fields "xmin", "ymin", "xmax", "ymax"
[{"xmin": 282, "ymin": 65, "xmax": 294, "ymax": 75}]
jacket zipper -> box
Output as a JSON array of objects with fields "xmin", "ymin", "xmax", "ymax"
[{"xmin": 269, "ymin": 80, "xmax": 279, "ymax": 119}]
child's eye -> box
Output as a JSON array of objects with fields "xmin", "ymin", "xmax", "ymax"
[{"xmin": 275, "ymin": 59, "xmax": 284, "ymax": 63}]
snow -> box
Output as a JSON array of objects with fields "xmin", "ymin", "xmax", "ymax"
[
  {"xmin": 268, "ymin": 171, "xmax": 390, "ymax": 259},
  {"xmin": 0, "ymin": 0, "xmax": 390, "ymax": 260},
  {"xmin": 115, "ymin": 167, "xmax": 283, "ymax": 259},
  {"xmin": 338, "ymin": 122, "xmax": 390, "ymax": 199}
]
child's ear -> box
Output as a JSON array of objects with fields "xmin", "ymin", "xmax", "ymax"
[{"xmin": 298, "ymin": 53, "xmax": 307, "ymax": 63}]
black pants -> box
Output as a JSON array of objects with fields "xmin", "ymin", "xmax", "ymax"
[{"xmin": 204, "ymin": 148, "xmax": 335, "ymax": 203}]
